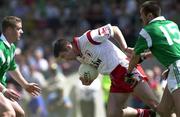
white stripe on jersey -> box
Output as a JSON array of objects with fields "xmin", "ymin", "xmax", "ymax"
[
  {"xmin": 0, "ymin": 50, "xmax": 5, "ymax": 65},
  {"xmin": 140, "ymin": 29, "xmax": 152, "ymax": 48}
]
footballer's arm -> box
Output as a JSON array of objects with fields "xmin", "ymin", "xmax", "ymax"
[
  {"xmin": 112, "ymin": 26, "xmax": 128, "ymax": 51},
  {"xmin": 112, "ymin": 26, "xmax": 134, "ymax": 55}
]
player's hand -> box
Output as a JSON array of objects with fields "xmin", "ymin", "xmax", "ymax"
[
  {"xmin": 125, "ymin": 47, "xmax": 134, "ymax": 59},
  {"xmin": 124, "ymin": 73, "xmax": 138, "ymax": 88},
  {"xmin": 76, "ymin": 56, "xmax": 91, "ymax": 64},
  {"xmin": 3, "ymin": 89, "xmax": 20, "ymax": 101},
  {"xmin": 76, "ymin": 56, "xmax": 85, "ymax": 63},
  {"xmin": 79, "ymin": 77, "xmax": 93, "ymax": 86},
  {"xmin": 24, "ymin": 83, "xmax": 41, "ymax": 96}
]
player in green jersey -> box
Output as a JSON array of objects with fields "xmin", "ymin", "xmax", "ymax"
[
  {"xmin": 0, "ymin": 16, "xmax": 41, "ymax": 117},
  {"xmin": 126, "ymin": 1, "xmax": 180, "ymax": 117}
]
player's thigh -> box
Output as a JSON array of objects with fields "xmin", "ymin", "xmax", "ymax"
[
  {"xmin": 133, "ymin": 80, "xmax": 159, "ymax": 109},
  {"xmin": 157, "ymin": 85, "xmax": 174, "ymax": 117},
  {"xmin": 10, "ymin": 100, "xmax": 25, "ymax": 117},
  {"xmin": 107, "ymin": 92, "xmax": 130, "ymax": 115},
  {"xmin": 0, "ymin": 93, "xmax": 15, "ymax": 114},
  {"xmin": 172, "ymin": 88, "xmax": 180, "ymax": 116}
]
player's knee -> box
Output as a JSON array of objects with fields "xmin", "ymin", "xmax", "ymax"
[
  {"xmin": 156, "ymin": 107, "xmax": 171, "ymax": 117},
  {"xmin": 107, "ymin": 109, "xmax": 123, "ymax": 117},
  {"xmin": 0, "ymin": 103, "xmax": 16, "ymax": 117},
  {"xmin": 1, "ymin": 110, "xmax": 16, "ymax": 117}
]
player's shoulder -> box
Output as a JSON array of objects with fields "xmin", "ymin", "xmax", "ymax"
[
  {"xmin": 0, "ymin": 40, "xmax": 5, "ymax": 47},
  {"xmin": 79, "ymin": 31, "xmax": 92, "ymax": 45},
  {"xmin": 142, "ymin": 22, "xmax": 158, "ymax": 34},
  {"xmin": 0, "ymin": 40, "xmax": 7, "ymax": 52}
]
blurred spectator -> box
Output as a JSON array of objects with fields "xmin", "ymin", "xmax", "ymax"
[
  {"xmin": 101, "ymin": 75, "xmax": 111, "ymax": 109},
  {"xmin": 29, "ymin": 65, "xmax": 47, "ymax": 88},
  {"xmin": 76, "ymin": 75, "xmax": 106, "ymax": 117},
  {"xmin": 33, "ymin": 48, "xmax": 49, "ymax": 77},
  {"xmin": 145, "ymin": 69, "xmax": 163, "ymax": 101},
  {"xmin": 45, "ymin": 58, "xmax": 73, "ymax": 117},
  {"xmin": 27, "ymin": 65, "xmax": 48, "ymax": 117},
  {"xmin": 45, "ymin": 1, "xmax": 61, "ymax": 31},
  {"xmin": 28, "ymin": 96, "xmax": 48, "ymax": 117}
]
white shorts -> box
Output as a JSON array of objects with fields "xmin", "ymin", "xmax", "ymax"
[{"xmin": 167, "ymin": 60, "xmax": 180, "ymax": 93}]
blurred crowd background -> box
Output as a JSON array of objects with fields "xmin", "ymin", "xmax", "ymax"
[{"xmin": 0, "ymin": 0, "xmax": 179, "ymax": 117}]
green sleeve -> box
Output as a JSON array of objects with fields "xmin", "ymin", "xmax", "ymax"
[
  {"xmin": 9, "ymin": 58, "xmax": 17, "ymax": 70},
  {"xmin": 134, "ymin": 35, "xmax": 149, "ymax": 55}
]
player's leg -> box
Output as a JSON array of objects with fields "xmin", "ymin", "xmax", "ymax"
[
  {"xmin": 133, "ymin": 80, "xmax": 159, "ymax": 110},
  {"xmin": 10, "ymin": 100, "xmax": 25, "ymax": 117},
  {"xmin": 109, "ymin": 64, "xmax": 153, "ymax": 117},
  {"xmin": 171, "ymin": 61, "xmax": 180, "ymax": 116},
  {"xmin": 161, "ymin": 61, "xmax": 180, "ymax": 116},
  {"xmin": 107, "ymin": 92, "xmax": 155, "ymax": 117},
  {"xmin": 156, "ymin": 85, "xmax": 174, "ymax": 117},
  {"xmin": 172, "ymin": 88, "xmax": 180, "ymax": 116},
  {"xmin": 132, "ymin": 80, "xmax": 158, "ymax": 117},
  {"xmin": 108, "ymin": 64, "xmax": 134, "ymax": 117},
  {"xmin": 0, "ymin": 93, "xmax": 16, "ymax": 117},
  {"xmin": 129, "ymin": 64, "xmax": 159, "ymax": 116},
  {"xmin": 107, "ymin": 92, "xmax": 130, "ymax": 117}
]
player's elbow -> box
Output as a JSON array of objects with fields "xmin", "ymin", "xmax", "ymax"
[
  {"xmin": 112, "ymin": 26, "xmax": 122, "ymax": 37},
  {"xmin": 112, "ymin": 26, "xmax": 120, "ymax": 32}
]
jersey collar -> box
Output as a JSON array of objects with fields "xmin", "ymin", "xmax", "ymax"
[
  {"xmin": 0, "ymin": 34, "xmax": 11, "ymax": 48},
  {"xmin": 149, "ymin": 16, "xmax": 166, "ymax": 24}
]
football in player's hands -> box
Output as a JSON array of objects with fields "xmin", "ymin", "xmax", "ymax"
[{"xmin": 78, "ymin": 63, "xmax": 98, "ymax": 81}]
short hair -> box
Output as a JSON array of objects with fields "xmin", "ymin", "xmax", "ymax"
[
  {"xmin": 140, "ymin": 1, "xmax": 161, "ymax": 17},
  {"xmin": 53, "ymin": 39, "xmax": 68, "ymax": 58},
  {"xmin": 1, "ymin": 16, "xmax": 22, "ymax": 32}
]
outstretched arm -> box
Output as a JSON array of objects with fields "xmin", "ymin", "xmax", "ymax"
[
  {"xmin": 112, "ymin": 26, "xmax": 134, "ymax": 55},
  {"xmin": 112, "ymin": 26, "xmax": 128, "ymax": 51},
  {"xmin": 9, "ymin": 68, "xmax": 41, "ymax": 96}
]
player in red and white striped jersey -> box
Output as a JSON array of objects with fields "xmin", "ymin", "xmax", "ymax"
[{"xmin": 53, "ymin": 24, "xmax": 158, "ymax": 117}]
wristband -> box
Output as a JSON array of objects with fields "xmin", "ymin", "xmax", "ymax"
[
  {"xmin": 125, "ymin": 73, "xmax": 133, "ymax": 84},
  {"xmin": 140, "ymin": 53, "xmax": 146, "ymax": 61},
  {"xmin": 2, "ymin": 88, "xmax": 7, "ymax": 94},
  {"xmin": 138, "ymin": 53, "xmax": 146, "ymax": 63}
]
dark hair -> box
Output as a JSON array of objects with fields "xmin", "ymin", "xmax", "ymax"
[
  {"xmin": 140, "ymin": 1, "xmax": 161, "ymax": 17},
  {"xmin": 1, "ymin": 16, "xmax": 22, "ymax": 32},
  {"xmin": 53, "ymin": 39, "xmax": 68, "ymax": 58}
]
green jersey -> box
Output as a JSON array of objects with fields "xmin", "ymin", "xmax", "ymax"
[
  {"xmin": 0, "ymin": 35, "xmax": 17, "ymax": 86},
  {"xmin": 134, "ymin": 16, "xmax": 180, "ymax": 68}
]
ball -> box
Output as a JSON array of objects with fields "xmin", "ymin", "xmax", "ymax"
[{"xmin": 78, "ymin": 63, "xmax": 98, "ymax": 80}]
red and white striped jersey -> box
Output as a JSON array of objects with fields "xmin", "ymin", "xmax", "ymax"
[{"xmin": 73, "ymin": 24, "xmax": 129, "ymax": 74}]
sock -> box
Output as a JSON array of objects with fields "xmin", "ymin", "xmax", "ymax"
[{"xmin": 136, "ymin": 109, "xmax": 151, "ymax": 117}]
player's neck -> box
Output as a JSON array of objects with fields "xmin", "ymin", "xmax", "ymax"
[
  {"xmin": 72, "ymin": 43, "xmax": 82, "ymax": 56},
  {"xmin": 3, "ymin": 33, "xmax": 13, "ymax": 44}
]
